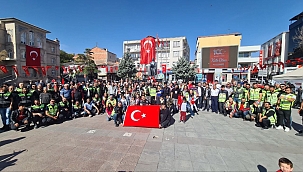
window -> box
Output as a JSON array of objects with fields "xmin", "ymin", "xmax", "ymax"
[
  {"xmin": 173, "ymin": 41, "xmax": 180, "ymax": 48},
  {"xmin": 238, "ymin": 52, "xmax": 250, "ymax": 58},
  {"xmin": 51, "ymin": 58, "xmax": 55, "ymax": 64},
  {"xmin": 51, "ymin": 70, "xmax": 56, "ymax": 76},
  {"xmin": 173, "ymin": 51, "xmax": 179, "ymax": 57},
  {"xmin": 7, "ymin": 49, "xmax": 13, "ymax": 59},
  {"xmin": 7, "ymin": 34, "xmax": 12, "ymax": 42},
  {"xmin": 51, "ymin": 47, "xmax": 55, "ymax": 53},
  {"xmin": 21, "ymin": 50, "xmax": 26, "ymax": 59},
  {"xmin": 29, "ymin": 31, "xmax": 34, "ymax": 46},
  {"xmin": 36, "ymin": 37, "xmax": 42, "ymax": 48},
  {"xmin": 21, "ymin": 32, "xmax": 26, "ymax": 44}
]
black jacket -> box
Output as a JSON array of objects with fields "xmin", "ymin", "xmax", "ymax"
[{"xmin": 10, "ymin": 109, "xmax": 32, "ymax": 123}]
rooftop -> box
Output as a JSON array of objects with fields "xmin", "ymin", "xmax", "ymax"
[
  {"xmin": 0, "ymin": 17, "xmax": 50, "ymax": 33},
  {"xmin": 290, "ymin": 12, "xmax": 303, "ymax": 21},
  {"xmin": 197, "ymin": 33, "xmax": 242, "ymax": 38}
]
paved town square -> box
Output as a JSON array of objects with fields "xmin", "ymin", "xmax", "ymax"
[{"xmin": 1, "ymin": 108, "xmax": 302, "ymax": 172}]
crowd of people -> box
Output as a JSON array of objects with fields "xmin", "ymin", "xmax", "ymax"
[{"xmin": 0, "ymin": 78, "xmax": 302, "ymax": 136}]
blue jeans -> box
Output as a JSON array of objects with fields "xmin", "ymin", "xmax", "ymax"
[
  {"xmin": 211, "ymin": 96, "xmax": 218, "ymax": 113},
  {"xmin": 112, "ymin": 113, "xmax": 125, "ymax": 124},
  {"xmin": 107, "ymin": 116, "xmax": 113, "ymax": 121},
  {"xmin": 233, "ymin": 98, "xmax": 239, "ymax": 103},
  {"xmin": 0, "ymin": 107, "xmax": 11, "ymax": 125}
]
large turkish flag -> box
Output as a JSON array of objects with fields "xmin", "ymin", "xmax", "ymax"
[
  {"xmin": 26, "ymin": 45, "xmax": 41, "ymax": 66},
  {"xmin": 140, "ymin": 37, "xmax": 156, "ymax": 64},
  {"xmin": 123, "ymin": 105, "xmax": 160, "ymax": 128}
]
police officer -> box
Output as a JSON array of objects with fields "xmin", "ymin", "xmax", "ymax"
[
  {"xmin": 15, "ymin": 82, "xmax": 24, "ymax": 93},
  {"xmin": 43, "ymin": 99, "xmax": 63, "ymax": 126},
  {"xmin": 31, "ymin": 99, "xmax": 45, "ymax": 129},
  {"xmin": 218, "ymin": 85, "xmax": 228, "ymax": 115},
  {"xmin": 72, "ymin": 100, "xmax": 83, "ymax": 118},
  {"xmin": 265, "ymin": 85, "xmax": 279, "ymax": 107},
  {"xmin": 257, "ymin": 102, "xmax": 276, "ymax": 129},
  {"xmin": 232, "ymin": 83, "xmax": 243, "ymax": 104},
  {"xmin": 0, "ymin": 85, "xmax": 13, "ymax": 131},
  {"xmin": 58, "ymin": 97, "xmax": 71, "ymax": 120},
  {"xmin": 276, "ymin": 87, "xmax": 296, "ymax": 132},
  {"xmin": 10, "ymin": 103, "xmax": 32, "ymax": 131},
  {"xmin": 18, "ymin": 87, "xmax": 33, "ymax": 110}
]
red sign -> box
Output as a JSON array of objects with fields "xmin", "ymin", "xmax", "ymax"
[
  {"xmin": 123, "ymin": 105, "xmax": 160, "ymax": 128},
  {"xmin": 140, "ymin": 37, "xmax": 156, "ymax": 64},
  {"xmin": 161, "ymin": 64, "xmax": 166, "ymax": 73},
  {"xmin": 274, "ymin": 39, "xmax": 282, "ymax": 57},
  {"xmin": 259, "ymin": 50, "xmax": 263, "ymax": 65},
  {"xmin": 209, "ymin": 47, "xmax": 229, "ymax": 68},
  {"xmin": 26, "ymin": 45, "xmax": 41, "ymax": 66}
]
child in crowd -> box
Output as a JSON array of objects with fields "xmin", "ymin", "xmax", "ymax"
[
  {"xmin": 276, "ymin": 157, "xmax": 293, "ymax": 172},
  {"xmin": 106, "ymin": 103, "xmax": 114, "ymax": 121},
  {"xmin": 180, "ymin": 97, "xmax": 187, "ymax": 123}
]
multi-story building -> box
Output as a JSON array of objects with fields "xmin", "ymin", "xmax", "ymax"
[
  {"xmin": 0, "ymin": 18, "xmax": 60, "ymax": 83},
  {"xmin": 123, "ymin": 36, "xmax": 190, "ymax": 79},
  {"xmin": 288, "ymin": 12, "xmax": 303, "ymax": 65},
  {"xmin": 261, "ymin": 32, "xmax": 289, "ymax": 77},
  {"xmin": 89, "ymin": 46, "xmax": 118, "ymax": 80}
]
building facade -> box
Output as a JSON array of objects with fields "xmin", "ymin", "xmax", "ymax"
[
  {"xmin": 261, "ymin": 32, "xmax": 289, "ymax": 77},
  {"xmin": 90, "ymin": 47, "xmax": 118, "ymax": 80},
  {"xmin": 123, "ymin": 36, "xmax": 190, "ymax": 77},
  {"xmin": 0, "ymin": 18, "xmax": 60, "ymax": 83},
  {"xmin": 288, "ymin": 12, "xmax": 303, "ymax": 65}
]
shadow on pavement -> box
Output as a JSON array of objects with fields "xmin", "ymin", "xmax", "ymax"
[
  {"xmin": 0, "ymin": 149, "xmax": 27, "ymax": 171},
  {"xmin": 257, "ymin": 164, "xmax": 267, "ymax": 172},
  {"xmin": 292, "ymin": 121, "xmax": 302, "ymax": 132},
  {"xmin": 0, "ymin": 137, "xmax": 26, "ymax": 147}
]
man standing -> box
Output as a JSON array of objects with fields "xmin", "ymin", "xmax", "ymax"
[
  {"xmin": 18, "ymin": 87, "xmax": 33, "ymax": 110},
  {"xmin": 211, "ymin": 84, "xmax": 219, "ymax": 113},
  {"xmin": 248, "ymin": 83, "xmax": 262, "ymax": 106},
  {"xmin": 0, "ymin": 85, "xmax": 13, "ymax": 131},
  {"xmin": 202, "ymin": 84, "xmax": 211, "ymax": 112},
  {"xmin": 10, "ymin": 103, "xmax": 32, "ymax": 131},
  {"xmin": 196, "ymin": 82, "xmax": 203, "ymax": 110},
  {"xmin": 218, "ymin": 85, "xmax": 229, "ymax": 114},
  {"xmin": 171, "ymin": 84, "xmax": 181, "ymax": 113},
  {"xmin": 232, "ymin": 83, "xmax": 243, "ymax": 104},
  {"xmin": 276, "ymin": 87, "xmax": 296, "ymax": 132}
]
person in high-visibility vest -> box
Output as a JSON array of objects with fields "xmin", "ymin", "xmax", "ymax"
[
  {"xmin": 248, "ymin": 83, "xmax": 262, "ymax": 106},
  {"xmin": 224, "ymin": 97, "xmax": 237, "ymax": 118},
  {"xmin": 276, "ymin": 87, "xmax": 296, "ymax": 132},
  {"xmin": 218, "ymin": 85, "xmax": 229, "ymax": 115},
  {"xmin": 257, "ymin": 102, "xmax": 276, "ymax": 129},
  {"xmin": 265, "ymin": 85, "xmax": 279, "ymax": 107},
  {"xmin": 242, "ymin": 84, "xmax": 250, "ymax": 103}
]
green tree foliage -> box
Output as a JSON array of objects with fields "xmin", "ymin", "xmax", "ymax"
[
  {"xmin": 81, "ymin": 48, "xmax": 98, "ymax": 75},
  {"xmin": 117, "ymin": 49, "xmax": 137, "ymax": 79},
  {"xmin": 172, "ymin": 57, "xmax": 196, "ymax": 82},
  {"xmin": 60, "ymin": 50, "xmax": 74, "ymax": 63}
]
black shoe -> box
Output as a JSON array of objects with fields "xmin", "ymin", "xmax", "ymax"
[
  {"xmin": 295, "ymin": 132, "xmax": 303, "ymax": 136},
  {"xmin": 263, "ymin": 126, "xmax": 269, "ymax": 129},
  {"xmin": 202, "ymin": 109, "xmax": 206, "ymax": 111},
  {"xmin": 0, "ymin": 125, "xmax": 5, "ymax": 130},
  {"xmin": 255, "ymin": 123, "xmax": 261, "ymax": 127},
  {"xmin": 115, "ymin": 124, "xmax": 119, "ymax": 127},
  {"xmin": 34, "ymin": 124, "xmax": 39, "ymax": 129},
  {"xmin": 298, "ymin": 130, "xmax": 303, "ymax": 133}
]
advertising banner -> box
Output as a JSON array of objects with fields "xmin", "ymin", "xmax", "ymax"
[{"xmin": 209, "ymin": 47, "xmax": 229, "ymax": 68}]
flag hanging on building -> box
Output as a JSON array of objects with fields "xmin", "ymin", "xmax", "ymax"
[
  {"xmin": 22, "ymin": 66, "xmax": 30, "ymax": 76},
  {"xmin": 12, "ymin": 66, "xmax": 19, "ymax": 76},
  {"xmin": 0, "ymin": 66, "xmax": 8, "ymax": 73},
  {"xmin": 41, "ymin": 66, "xmax": 46, "ymax": 76},
  {"xmin": 46, "ymin": 66, "xmax": 52, "ymax": 71},
  {"xmin": 32, "ymin": 66, "xmax": 40, "ymax": 74},
  {"xmin": 140, "ymin": 36, "xmax": 156, "ymax": 64},
  {"xmin": 26, "ymin": 45, "xmax": 41, "ymax": 66},
  {"xmin": 156, "ymin": 34, "xmax": 160, "ymax": 47},
  {"xmin": 123, "ymin": 105, "xmax": 160, "ymax": 128},
  {"xmin": 162, "ymin": 64, "xmax": 166, "ymax": 73}
]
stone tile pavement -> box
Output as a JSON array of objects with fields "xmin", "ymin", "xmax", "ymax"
[{"xmin": 0, "ymin": 109, "xmax": 303, "ymax": 171}]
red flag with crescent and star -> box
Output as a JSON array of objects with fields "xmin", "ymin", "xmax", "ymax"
[
  {"xmin": 12, "ymin": 66, "xmax": 19, "ymax": 76},
  {"xmin": 0, "ymin": 65, "xmax": 8, "ymax": 73},
  {"xmin": 123, "ymin": 105, "xmax": 160, "ymax": 128},
  {"xmin": 26, "ymin": 45, "xmax": 41, "ymax": 66},
  {"xmin": 140, "ymin": 36, "xmax": 156, "ymax": 64}
]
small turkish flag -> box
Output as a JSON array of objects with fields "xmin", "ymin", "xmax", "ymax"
[
  {"xmin": 0, "ymin": 65, "xmax": 8, "ymax": 73},
  {"xmin": 41, "ymin": 66, "xmax": 46, "ymax": 76},
  {"xmin": 162, "ymin": 64, "xmax": 166, "ymax": 73},
  {"xmin": 123, "ymin": 105, "xmax": 160, "ymax": 128}
]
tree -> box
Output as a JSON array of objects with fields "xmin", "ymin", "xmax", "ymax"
[
  {"xmin": 172, "ymin": 57, "xmax": 196, "ymax": 82},
  {"xmin": 60, "ymin": 50, "xmax": 74, "ymax": 63},
  {"xmin": 81, "ymin": 48, "xmax": 97, "ymax": 79},
  {"xmin": 117, "ymin": 49, "xmax": 137, "ymax": 79}
]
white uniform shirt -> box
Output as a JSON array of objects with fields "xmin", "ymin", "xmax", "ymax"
[{"xmin": 211, "ymin": 88, "xmax": 219, "ymax": 97}]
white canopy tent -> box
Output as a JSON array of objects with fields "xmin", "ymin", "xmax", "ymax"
[{"xmin": 273, "ymin": 67, "xmax": 303, "ymax": 87}]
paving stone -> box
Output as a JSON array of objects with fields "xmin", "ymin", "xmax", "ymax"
[
  {"xmin": 138, "ymin": 150, "xmax": 159, "ymax": 164},
  {"xmin": 174, "ymin": 143, "xmax": 189, "ymax": 152},
  {"xmin": 192, "ymin": 162, "xmax": 212, "ymax": 171},
  {"xmin": 144, "ymin": 141, "xmax": 162, "ymax": 151},
  {"xmin": 135, "ymin": 163, "xmax": 158, "ymax": 171},
  {"xmin": 175, "ymin": 151, "xmax": 191, "ymax": 161},
  {"xmin": 204, "ymin": 153, "xmax": 226, "ymax": 165},
  {"xmin": 174, "ymin": 160, "xmax": 193, "ymax": 171}
]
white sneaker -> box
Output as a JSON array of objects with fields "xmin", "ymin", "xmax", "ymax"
[
  {"xmin": 276, "ymin": 126, "xmax": 283, "ymax": 130},
  {"xmin": 89, "ymin": 115, "xmax": 92, "ymax": 118},
  {"xmin": 284, "ymin": 127, "xmax": 290, "ymax": 132}
]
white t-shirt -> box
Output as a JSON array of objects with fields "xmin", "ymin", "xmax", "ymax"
[
  {"xmin": 181, "ymin": 102, "xmax": 187, "ymax": 112},
  {"xmin": 197, "ymin": 87, "xmax": 202, "ymax": 96},
  {"xmin": 211, "ymin": 88, "xmax": 219, "ymax": 96}
]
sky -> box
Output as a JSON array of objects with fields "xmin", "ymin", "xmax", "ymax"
[{"xmin": 1, "ymin": 0, "xmax": 303, "ymax": 60}]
